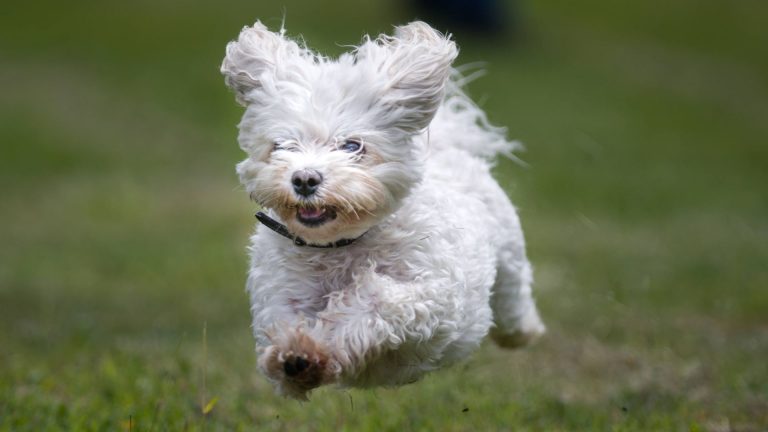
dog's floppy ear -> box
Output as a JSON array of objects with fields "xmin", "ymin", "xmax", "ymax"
[
  {"xmin": 357, "ymin": 21, "xmax": 458, "ymax": 133},
  {"xmin": 221, "ymin": 21, "xmax": 302, "ymax": 106}
]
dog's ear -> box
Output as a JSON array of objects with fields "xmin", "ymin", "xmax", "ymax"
[
  {"xmin": 357, "ymin": 21, "xmax": 458, "ymax": 133},
  {"xmin": 221, "ymin": 21, "xmax": 302, "ymax": 106}
]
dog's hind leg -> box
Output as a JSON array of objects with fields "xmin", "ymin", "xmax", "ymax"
[{"xmin": 489, "ymin": 242, "xmax": 546, "ymax": 348}]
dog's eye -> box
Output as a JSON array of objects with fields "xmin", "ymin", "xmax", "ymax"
[
  {"xmin": 273, "ymin": 141, "xmax": 296, "ymax": 152},
  {"xmin": 340, "ymin": 140, "xmax": 362, "ymax": 153}
]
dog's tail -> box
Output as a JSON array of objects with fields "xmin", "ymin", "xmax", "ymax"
[{"xmin": 425, "ymin": 67, "xmax": 522, "ymax": 161}]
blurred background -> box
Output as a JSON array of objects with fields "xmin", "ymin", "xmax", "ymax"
[{"xmin": 1, "ymin": 0, "xmax": 766, "ymax": 430}]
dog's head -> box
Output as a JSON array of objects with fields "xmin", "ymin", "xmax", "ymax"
[{"xmin": 222, "ymin": 21, "xmax": 457, "ymax": 244}]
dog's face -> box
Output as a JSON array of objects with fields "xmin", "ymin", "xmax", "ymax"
[{"xmin": 222, "ymin": 22, "xmax": 457, "ymax": 244}]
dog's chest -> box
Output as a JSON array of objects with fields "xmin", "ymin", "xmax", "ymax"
[{"xmin": 290, "ymin": 239, "xmax": 418, "ymax": 301}]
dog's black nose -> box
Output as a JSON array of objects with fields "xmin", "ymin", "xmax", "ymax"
[{"xmin": 291, "ymin": 169, "xmax": 323, "ymax": 197}]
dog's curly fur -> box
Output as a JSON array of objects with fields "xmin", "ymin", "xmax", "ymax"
[{"xmin": 221, "ymin": 21, "xmax": 545, "ymax": 400}]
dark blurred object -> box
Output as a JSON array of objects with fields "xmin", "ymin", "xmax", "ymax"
[{"xmin": 411, "ymin": 0, "xmax": 515, "ymax": 36}]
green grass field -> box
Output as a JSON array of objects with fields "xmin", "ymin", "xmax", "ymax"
[{"xmin": 1, "ymin": 1, "xmax": 767, "ymax": 430}]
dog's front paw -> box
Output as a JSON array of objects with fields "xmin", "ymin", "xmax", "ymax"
[{"xmin": 259, "ymin": 330, "xmax": 338, "ymax": 400}]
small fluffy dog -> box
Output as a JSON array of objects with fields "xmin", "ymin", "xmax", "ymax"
[{"xmin": 221, "ymin": 21, "xmax": 545, "ymax": 399}]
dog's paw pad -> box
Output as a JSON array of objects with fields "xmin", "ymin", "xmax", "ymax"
[
  {"xmin": 282, "ymin": 352, "xmax": 324, "ymax": 387},
  {"xmin": 283, "ymin": 356, "xmax": 309, "ymax": 376},
  {"xmin": 259, "ymin": 332, "xmax": 338, "ymax": 399}
]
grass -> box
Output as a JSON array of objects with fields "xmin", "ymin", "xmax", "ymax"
[{"xmin": 1, "ymin": 0, "xmax": 767, "ymax": 430}]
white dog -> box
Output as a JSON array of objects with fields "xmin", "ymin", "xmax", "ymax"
[{"xmin": 221, "ymin": 21, "xmax": 545, "ymax": 400}]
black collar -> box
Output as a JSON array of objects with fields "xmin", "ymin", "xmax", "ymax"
[{"xmin": 255, "ymin": 211, "xmax": 363, "ymax": 248}]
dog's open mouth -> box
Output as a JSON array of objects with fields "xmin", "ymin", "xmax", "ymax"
[{"xmin": 296, "ymin": 206, "xmax": 337, "ymax": 227}]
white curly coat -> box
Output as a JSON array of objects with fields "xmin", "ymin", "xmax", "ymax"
[{"xmin": 222, "ymin": 21, "xmax": 545, "ymax": 399}]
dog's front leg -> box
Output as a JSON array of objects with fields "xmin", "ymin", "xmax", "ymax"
[
  {"xmin": 249, "ymin": 294, "xmax": 342, "ymax": 400},
  {"xmin": 244, "ymin": 267, "xmax": 333, "ymax": 399},
  {"xmin": 257, "ymin": 321, "xmax": 340, "ymax": 400}
]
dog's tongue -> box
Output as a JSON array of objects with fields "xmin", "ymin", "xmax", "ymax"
[{"xmin": 299, "ymin": 207, "xmax": 325, "ymax": 219}]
